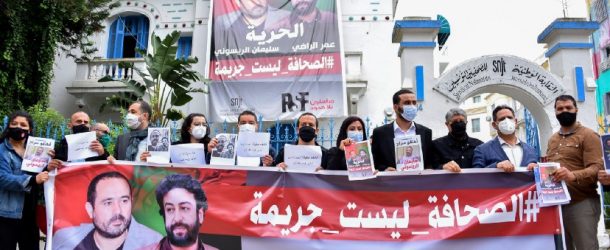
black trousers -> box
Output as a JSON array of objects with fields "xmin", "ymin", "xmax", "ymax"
[{"xmin": 0, "ymin": 187, "xmax": 40, "ymax": 250}]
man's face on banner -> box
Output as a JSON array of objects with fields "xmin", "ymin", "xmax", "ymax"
[
  {"xmin": 163, "ymin": 188, "xmax": 204, "ymax": 247},
  {"xmin": 238, "ymin": 0, "xmax": 268, "ymax": 20},
  {"xmin": 292, "ymin": 0, "xmax": 317, "ymax": 15},
  {"xmin": 151, "ymin": 131, "xmax": 160, "ymax": 146},
  {"xmin": 406, "ymin": 146, "xmax": 413, "ymax": 156},
  {"xmin": 35, "ymin": 147, "xmax": 44, "ymax": 156},
  {"xmin": 87, "ymin": 177, "xmax": 132, "ymax": 239}
]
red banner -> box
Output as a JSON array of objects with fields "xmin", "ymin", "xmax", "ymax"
[{"xmin": 46, "ymin": 163, "xmax": 563, "ymax": 249}]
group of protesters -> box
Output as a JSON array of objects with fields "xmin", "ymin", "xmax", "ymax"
[{"xmin": 0, "ymin": 89, "xmax": 605, "ymax": 250}]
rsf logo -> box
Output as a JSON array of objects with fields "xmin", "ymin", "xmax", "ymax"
[{"xmin": 281, "ymin": 92, "xmax": 309, "ymax": 112}]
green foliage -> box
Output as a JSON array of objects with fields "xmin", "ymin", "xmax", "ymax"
[
  {"xmin": 26, "ymin": 104, "xmax": 67, "ymax": 133},
  {"xmin": 101, "ymin": 31, "xmax": 207, "ymax": 126},
  {"xmin": 0, "ymin": 0, "xmax": 115, "ymax": 115}
]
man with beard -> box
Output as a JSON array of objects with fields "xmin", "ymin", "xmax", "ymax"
[
  {"xmin": 143, "ymin": 174, "xmax": 218, "ymax": 250},
  {"xmin": 268, "ymin": 0, "xmax": 339, "ymax": 52},
  {"xmin": 216, "ymin": 0, "xmax": 289, "ymax": 51},
  {"xmin": 371, "ymin": 89, "xmax": 433, "ymax": 171},
  {"xmin": 26, "ymin": 147, "xmax": 49, "ymax": 163},
  {"xmin": 540, "ymin": 95, "xmax": 603, "ymax": 250},
  {"xmin": 53, "ymin": 171, "xmax": 162, "ymax": 249},
  {"xmin": 149, "ymin": 130, "xmax": 166, "ymax": 152}
]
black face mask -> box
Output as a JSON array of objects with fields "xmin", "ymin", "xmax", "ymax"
[
  {"xmin": 450, "ymin": 121, "xmax": 467, "ymax": 138},
  {"xmin": 298, "ymin": 126, "xmax": 317, "ymax": 143},
  {"xmin": 72, "ymin": 124, "xmax": 90, "ymax": 134},
  {"xmin": 7, "ymin": 127, "xmax": 28, "ymax": 141},
  {"xmin": 556, "ymin": 112, "xmax": 577, "ymax": 127}
]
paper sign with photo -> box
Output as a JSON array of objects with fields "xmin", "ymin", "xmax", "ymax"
[
  {"xmin": 210, "ymin": 133, "xmax": 237, "ymax": 165},
  {"xmin": 21, "ymin": 137, "xmax": 55, "ymax": 173},
  {"xmin": 534, "ymin": 162, "xmax": 571, "ymax": 207},
  {"xmin": 147, "ymin": 128, "xmax": 171, "ymax": 163},
  {"xmin": 344, "ymin": 140, "xmax": 376, "ymax": 181},
  {"xmin": 284, "ymin": 144, "xmax": 322, "ymax": 172},
  {"xmin": 170, "ymin": 143, "xmax": 206, "ymax": 165},
  {"xmin": 65, "ymin": 131, "xmax": 97, "ymax": 162},
  {"xmin": 394, "ymin": 135, "xmax": 424, "ymax": 171},
  {"xmin": 236, "ymin": 132, "xmax": 270, "ymax": 157}
]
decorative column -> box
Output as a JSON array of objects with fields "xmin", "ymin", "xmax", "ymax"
[{"xmin": 538, "ymin": 17, "xmax": 608, "ymax": 248}]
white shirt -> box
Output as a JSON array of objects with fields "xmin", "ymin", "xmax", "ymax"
[
  {"xmin": 393, "ymin": 121, "xmax": 417, "ymax": 139},
  {"xmin": 135, "ymin": 138, "xmax": 147, "ymax": 162},
  {"xmin": 498, "ymin": 136, "xmax": 524, "ymax": 167}
]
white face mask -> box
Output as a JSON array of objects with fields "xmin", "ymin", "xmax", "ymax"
[
  {"xmin": 401, "ymin": 105, "xmax": 418, "ymax": 121},
  {"xmin": 498, "ymin": 118, "xmax": 516, "ymax": 135},
  {"xmin": 125, "ymin": 113, "xmax": 141, "ymax": 130},
  {"xmin": 347, "ymin": 130, "xmax": 364, "ymax": 142},
  {"xmin": 191, "ymin": 125, "xmax": 207, "ymax": 139},
  {"xmin": 239, "ymin": 124, "xmax": 256, "ymax": 133}
]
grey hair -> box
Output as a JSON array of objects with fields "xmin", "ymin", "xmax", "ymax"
[{"xmin": 445, "ymin": 108, "xmax": 467, "ymax": 123}]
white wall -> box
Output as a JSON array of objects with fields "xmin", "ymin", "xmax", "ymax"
[{"xmin": 342, "ymin": 20, "xmax": 401, "ymax": 126}]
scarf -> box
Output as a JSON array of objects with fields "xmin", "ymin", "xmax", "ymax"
[{"xmin": 125, "ymin": 128, "xmax": 148, "ymax": 161}]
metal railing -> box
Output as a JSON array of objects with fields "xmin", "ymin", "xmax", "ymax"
[
  {"xmin": 75, "ymin": 58, "xmax": 145, "ymax": 81},
  {"xmin": 0, "ymin": 115, "xmax": 380, "ymax": 153}
]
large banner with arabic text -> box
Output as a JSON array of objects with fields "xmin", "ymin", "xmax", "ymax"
[
  {"xmin": 208, "ymin": 0, "xmax": 346, "ymax": 121},
  {"xmin": 45, "ymin": 163, "xmax": 563, "ymax": 250}
]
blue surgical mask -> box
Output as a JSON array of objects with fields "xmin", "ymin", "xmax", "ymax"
[
  {"xmin": 347, "ymin": 130, "xmax": 363, "ymax": 142},
  {"xmin": 99, "ymin": 134, "xmax": 111, "ymax": 148},
  {"xmin": 401, "ymin": 105, "xmax": 418, "ymax": 121}
]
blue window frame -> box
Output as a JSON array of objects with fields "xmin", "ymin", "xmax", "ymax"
[
  {"xmin": 107, "ymin": 15, "xmax": 149, "ymax": 58},
  {"xmin": 177, "ymin": 37, "xmax": 193, "ymax": 60}
]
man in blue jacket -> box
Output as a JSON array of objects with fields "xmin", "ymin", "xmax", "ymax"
[{"xmin": 472, "ymin": 105, "xmax": 538, "ymax": 172}]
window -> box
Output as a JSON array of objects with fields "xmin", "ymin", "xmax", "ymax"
[
  {"xmin": 177, "ymin": 37, "xmax": 193, "ymax": 60},
  {"xmin": 471, "ymin": 118, "xmax": 481, "ymax": 133},
  {"xmin": 472, "ymin": 95, "xmax": 481, "ymax": 103},
  {"xmin": 107, "ymin": 15, "xmax": 149, "ymax": 58}
]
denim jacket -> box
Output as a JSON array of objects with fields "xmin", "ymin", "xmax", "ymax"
[{"xmin": 0, "ymin": 139, "xmax": 32, "ymax": 219}]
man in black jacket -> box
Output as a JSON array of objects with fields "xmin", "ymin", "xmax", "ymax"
[
  {"xmin": 274, "ymin": 112, "xmax": 328, "ymax": 169},
  {"xmin": 108, "ymin": 100, "xmax": 151, "ymax": 162},
  {"xmin": 53, "ymin": 111, "xmax": 108, "ymax": 163},
  {"xmin": 371, "ymin": 89, "xmax": 432, "ymax": 171},
  {"xmin": 431, "ymin": 108, "xmax": 483, "ymax": 172}
]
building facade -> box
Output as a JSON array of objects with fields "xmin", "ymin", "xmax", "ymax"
[{"xmin": 587, "ymin": 0, "xmax": 610, "ymax": 133}]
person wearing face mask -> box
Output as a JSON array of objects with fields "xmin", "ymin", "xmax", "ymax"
[
  {"xmin": 371, "ymin": 89, "xmax": 433, "ymax": 171},
  {"xmin": 326, "ymin": 116, "xmax": 368, "ymax": 170},
  {"xmin": 52, "ymin": 112, "xmax": 108, "ymax": 165},
  {"xmin": 431, "ymin": 108, "xmax": 483, "ymax": 172},
  {"xmin": 540, "ymin": 95, "xmax": 602, "ymax": 250},
  {"xmin": 170, "ymin": 113, "xmax": 212, "ymax": 163},
  {"xmin": 0, "ymin": 111, "xmax": 50, "ymax": 249},
  {"xmin": 274, "ymin": 112, "xmax": 328, "ymax": 169},
  {"xmin": 93, "ymin": 123, "xmax": 112, "ymax": 149},
  {"xmin": 208, "ymin": 110, "xmax": 276, "ymax": 166},
  {"xmin": 108, "ymin": 100, "xmax": 151, "ymax": 162},
  {"xmin": 472, "ymin": 105, "xmax": 538, "ymax": 172}
]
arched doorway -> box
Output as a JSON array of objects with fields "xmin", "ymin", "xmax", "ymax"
[{"xmin": 433, "ymin": 55, "xmax": 566, "ymax": 153}]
